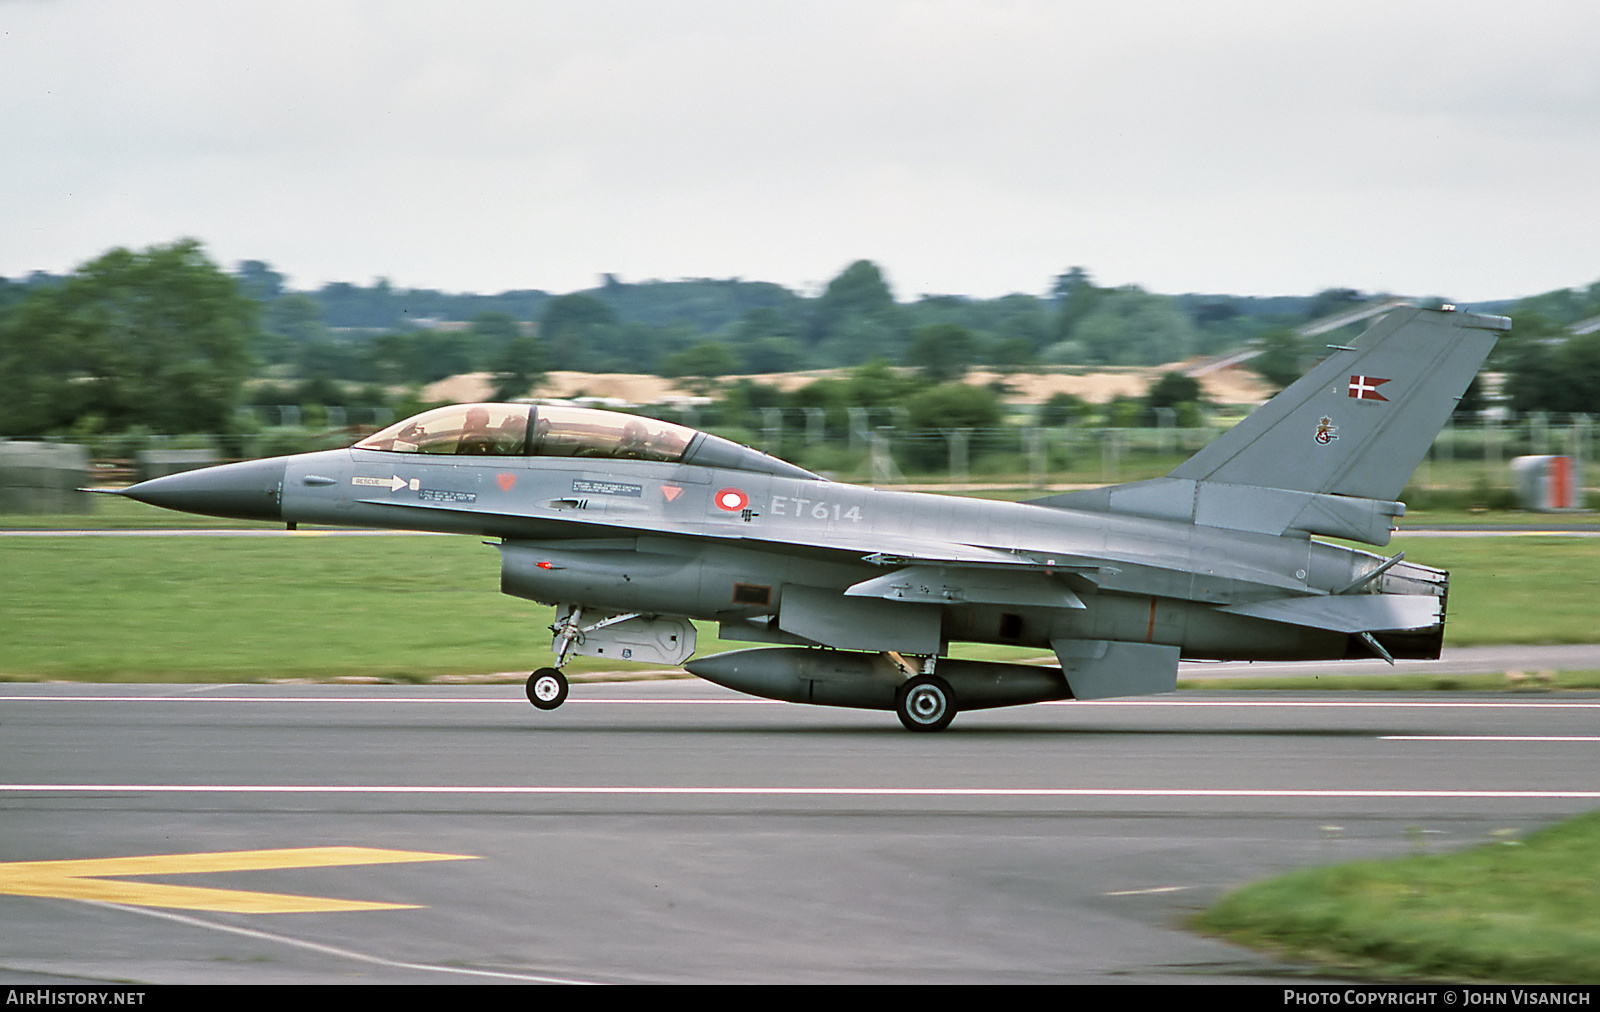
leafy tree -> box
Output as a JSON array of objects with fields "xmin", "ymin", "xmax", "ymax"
[
  {"xmin": 1038, "ymin": 338, "xmax": 1089, "ymax": 365},
  {"xmin": 815, "ymin": 261, "xmax": 894, "ymax": 327},
  {"xmin": 1505, "ymin": 333, "xmax": 1600, "ymax": 416},
  {"xmin": 845, "ymin": 359, "xmax": 917, "ymax": 408},
  {"xmin": 1073, "ymin": 287, "xmax": 1196, "ymax": 365},
  {"xmin": 469, "ymin": 311, "xmax": 521, "ymax": 358},
  {"xmin": 262, "ymin": 293, "xmax": 329, "ymax": 357},
  {"xmin": 817, "ymin": 314, "xmax": 909, "ymax": 367},
  {"xmin": 490, "ymin": 334, "xmax": 546, "ymax": 401},
  {"xmin": 1102, "ymin": 394, "xmax": 1144, "ymax": 427},
  {"xmin": 1143, "ymin": 371, "xmax": 1204, "ymax": 426},
  {"xmin": 732, "ymin": 306, "xmax": 806, "ymax": 373},
  {"xmin": 294, "ymin": 375, "xmax": 347, "ymax": 408},
  {"xmin": 988, "ymin": 336, "xmax": 1036, "ymax": 371},
  {"xmin": 903, "ymin": 383, "xmax": 1003, "ymax": 434},
  {"xmin": 1252, "ymin": 327, "xmax": 1309, "ymax": 391},
  {"xmin": 1146, "ymin": 372, "xmax": 1202, "ymax": 410},
  {"xmin": 1051, "ymin": 267, "xmax": 1093, "ymax": 303},
  {"xmin": 235, "ymin": 260, "xmax": 286, "ymax": 301},
  {"xmin": 602, "ymin": 321, "xmax": 687, "ymax": 375},
  {"xmin": 1038, "ymin": 391, "xmax": 1089, "ymax": 427},
  {"xmin": 661, "ymin": 340, "xmax": 737, "ymax": 380},
  {"xmin": 904, "ymin": 323, "xmax": 978, "ymax": 382},
  {"xmin": 713, "ymin": 379, "xmax": 788, "ymax": 430},
  {"xmin": 1052, "ymin": 267, "xmax": 1103, "ymax": 343},
  {"xmin": 316, "ymin": 278, "xmax": 403, "ymax": 330},
  {"xmin": 741, "ymin": 335, "xmax": 806, "ymax": 374},
  {"xmin": 732, "ymin": 305, "xmax": 799, "ymax": 344},
  {"xmin": 1304, "ymin": 288, "xmax": 1365, "ymax": 322},
  {"xmin": 297, "ymin": 338, "xmax": 369, "ymax": 382},
  {"xmin": 539, "ymin": 293, "xmax": 617, "ymax": 370},
  {"xmin": 810, "ymin": 260, "xmax": 904, "ymax": 354},
  {"xmin": 0, "ymin": 239, "xmax": 258, "ymax": 435}
]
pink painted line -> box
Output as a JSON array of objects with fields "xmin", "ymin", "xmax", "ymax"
[
  {"xmin": 0, "ymin": 695, "xmax": 774, "ymax": 704},
  {"xmin": 3, "ymin": 785, "xmax": 1599, "ymax": 799},
  {"xmin": 1381, "ymin": 735, "xmax": 1600, "ymax": 742},
  {"xmin": 3, "ymin": 695, "xmax": 1599, "ymax": 709}
]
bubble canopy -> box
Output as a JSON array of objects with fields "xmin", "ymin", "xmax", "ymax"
[{"xmin": 354, "ymin": 403, "xmax": 818, "ymax": 479}]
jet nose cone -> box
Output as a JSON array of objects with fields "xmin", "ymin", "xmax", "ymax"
[{"xmin": 120, "ymin": 457, "xmax": 286, "ymax": 522}]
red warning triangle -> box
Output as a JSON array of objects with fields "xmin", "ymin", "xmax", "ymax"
[{"xmin": 660, "ymin": 485, "xmax": 682, "ymax": 502}]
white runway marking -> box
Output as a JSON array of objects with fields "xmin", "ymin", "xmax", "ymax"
[
  {"xmin": 1380, "ymin": 735, "xmax": 1600, "ymax": 742},
  {"xmin": 1393, "ymin": 530, "xmax": 1600, "ymax": 538},
  {"xmin": 87, "ymin": 901, "xmax": 597, "ymax": 984},
  {"xmin": 5, "ymin": 785, "xmax": 1600, "ymax": 799}
]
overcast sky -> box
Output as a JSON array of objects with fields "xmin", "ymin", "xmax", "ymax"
[{"xmin": 4, "ymin": 0, "xmax": 1598, "ymax": 303}]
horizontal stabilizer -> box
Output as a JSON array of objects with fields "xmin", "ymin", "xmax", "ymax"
[
  {"xmin": 1217, "ymin": 594, "xmax": 1442, "ymax": 633},
  {"xmin": 1031, "ymin": 477, "xmax": 1404, "ymax": 545}
]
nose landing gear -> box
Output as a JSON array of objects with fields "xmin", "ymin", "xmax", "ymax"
[{"xmin": 526, "ymin": 667, "xmax": 569, "ymax": 710}]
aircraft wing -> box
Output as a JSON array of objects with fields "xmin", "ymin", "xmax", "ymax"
[{"xmin": 370, "ymin": 492, "xmax": 1316, "ymax": 607}]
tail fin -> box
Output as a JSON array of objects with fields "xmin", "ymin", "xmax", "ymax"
[
  {"xmin": 1030, "ymin": 307, "xmax": 1507, "ymax": 545},
  {"xmin": 1170, "ymin": 306, "xmax": 1506, "ymax": 500}
]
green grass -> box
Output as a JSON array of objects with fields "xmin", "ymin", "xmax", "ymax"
[
  {"xmin": 0, "ymin": 534, "xmax": 1053, "ymax": 682},
  {"xmin": 1180, "ymin": 671, "xmax": 1600, "ymax": 692},
  {"xmin": 1195, "ymin": 812, "xmax": 1600, "ymax": 982},
  {"xmin": 0, "ymin": 495, "xmax": 279, "ymax": 529},
  {"xmin": 3, "ymin": 524, "xmax": 1599, "ymax": 683},
  {"xmin": 1388, "ymin": 535, "xmax": 1600, "ymax": 646}
]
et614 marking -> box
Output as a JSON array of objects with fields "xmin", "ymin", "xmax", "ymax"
[{"xmin": 769, "ymin": 496, "xmax": 863, "ymax": 522}]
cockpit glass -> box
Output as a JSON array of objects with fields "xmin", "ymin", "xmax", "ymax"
[
  {"xmin": 355, "ymin": 404, "xmax": 696, "ymax": 463},
  {"xmin": 355, "ymin": 404, "xmax": 531, "ymax": 456},
  {"xmin": 531, "ymin": 405, "xmax": 693, "ymax": 462}
]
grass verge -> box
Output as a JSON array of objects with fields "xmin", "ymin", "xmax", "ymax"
[
  {"xmin": 1179, "ymin": 671, "xmax": 1600, "ymax": 692},
  {"xmin": 4, "ymin": 529, "xmax": 1600, "ymax": 682},
  {"xmin": 1194, "ymin": 811, "xmax": 1600, "ymax": 982}
]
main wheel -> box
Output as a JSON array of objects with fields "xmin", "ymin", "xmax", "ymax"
[
  {"xmin": 526, "ymin": 667, "xmax": 569, "ymax": 710},
  {"xmin": 895, "ymin": 674, "xmax": 956, "ymax": 732}
]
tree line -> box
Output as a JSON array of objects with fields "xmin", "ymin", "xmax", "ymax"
[{"xmin": 4, "ymin": 238, "xmax": 1594, "ymax": 446}]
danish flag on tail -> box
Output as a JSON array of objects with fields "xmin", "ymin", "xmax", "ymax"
[
  {"xmin": 1349, "ymin": 375, "xmax": 1390, "ymax": 401},
  {"xmin": 1157, "ymin": 307, "xmax": 1506, "ymax": 504}
]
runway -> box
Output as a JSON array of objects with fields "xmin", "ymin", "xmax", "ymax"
[{"xmin": 3, "ymin": 681, "xmax": 1598, "ymax": 984}]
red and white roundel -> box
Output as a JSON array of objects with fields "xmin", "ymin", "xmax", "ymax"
[{"xmin": 713, "ymin": 487, "xmax": 749, "ymax": 512}]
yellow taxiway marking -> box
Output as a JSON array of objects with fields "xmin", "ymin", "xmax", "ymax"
[{"xmin": 0, "ymin": 846, "xmax": 478, "ymax": 913}]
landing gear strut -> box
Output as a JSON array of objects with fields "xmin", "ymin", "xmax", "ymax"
[
  {"xmin": 526, "ymin": 667, "xmax": 568, "ymax": 710},
  {"xmin": 525, "ymin": 606, "xmax": 593, "ymax": 712}
]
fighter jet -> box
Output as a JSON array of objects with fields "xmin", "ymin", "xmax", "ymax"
[{"xmin": 115, "ymin": 306, "xmax": 1506, "ymax": 730}]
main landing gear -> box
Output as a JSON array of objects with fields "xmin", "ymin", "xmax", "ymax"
[
  {"xmin": 526, "ymin": 667, "xmax": 569, "ymax": 710},
  {"xmin": 885, "ymin": 652, "xmax": 956, "ymax": 732},
  {"xmin": 895, "ymin": 674, "xmax": 956, "ymax": 732}
]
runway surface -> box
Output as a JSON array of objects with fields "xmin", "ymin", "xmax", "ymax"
[{"xmin": 3, "ymin": 680, "xmax": 1599, "ymax": 984}]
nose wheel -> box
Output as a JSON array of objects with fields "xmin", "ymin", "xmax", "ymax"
[{"xmin": 526, "ymin": 667, "xmax": 569, "ymax": 710}]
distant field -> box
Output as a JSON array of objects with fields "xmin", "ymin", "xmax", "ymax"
[{"xmin": 2, "ymin": 528, "xmax": 1596, "ymax": 683}]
